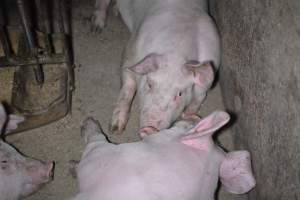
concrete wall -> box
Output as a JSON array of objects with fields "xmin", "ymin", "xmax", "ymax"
[{"xmin": 214, "ymin": 0, "xmax": 300, "ymax": 199}]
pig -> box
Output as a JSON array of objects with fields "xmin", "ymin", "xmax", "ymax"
[
  {"xmin": 0, "ymin": 104, "xmax": 54, "ymax": 200},
  {"xmin": 70, "ymin": 111, "xmax": 255, "ymax": 200},
  {"xmin": 91, "ymin": 0, "xmax": 220, "ymax": 134}
]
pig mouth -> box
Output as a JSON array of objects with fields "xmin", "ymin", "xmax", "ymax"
[{"xmin": 139, "ymin": 126, "xmax": 159, "ymax": 138}]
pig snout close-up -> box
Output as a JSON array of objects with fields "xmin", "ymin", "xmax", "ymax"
[
  {"xmin": 91, "ymin": 0, "xmax": 220, "ymax": 134},
  {"xmin": 0, "ymin": 104, "xmax": 54, "ymax": 200},
  {"xmin": 70, "ymin": 111, "xmax": 255, "ymax": 200}
]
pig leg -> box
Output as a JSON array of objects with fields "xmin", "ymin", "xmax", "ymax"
[
  {"xmin": 182, "ymin": 89, "xmax": 206, "ymax": 120},
  {"xmin": 112, "ymin": 0, "xmax": 119, "ymax": 17},
  {"xmin": 69, "ymin": 160, "xmax": 79, "ymax": 178},
  {"xmin": 81, "ymin": 118, "xmax": 111, "ymax": 158},
  {"xmin": 110, "ymin": 72, "xmax": 136, "ymax": 134},
  {"xmin": 91, "ymin": 0, "xmax": 112, "ymax": 32},
  {"xmin": 81, "ymin": 117, "xmax": 107, "ymax": 144}
]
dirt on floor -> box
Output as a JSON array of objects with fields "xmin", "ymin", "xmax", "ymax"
[{"xmin": 5, "ymin": 1, "xmax": 246, "ymax": 200}]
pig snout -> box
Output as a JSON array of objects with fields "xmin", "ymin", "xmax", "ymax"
[
  {"xmin": 140, "ymin": 109, "xmax": 167, "ymax": 131},
  {"xmin": 139, "ymin": 126, "xmax": 159, "ymax": 138}
]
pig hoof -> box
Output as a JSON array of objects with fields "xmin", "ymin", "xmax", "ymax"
[
  {"xmin": 81, "ymin": 117, "xmax": 103, "ymax": 142},
  {"xmin": 69, "ymin": 160, "xmax": 79, "ymax": 179},
  {"xmin": 109, "ymin": 122, "xmax": 124, "ymax": 135},
  {"xmin": 109, "ymin": 116, "xmax": 126, "ymax": 134},
  {"xmin": 90, "ymin": 13, "xmax": 106, "ymax": 33},
  {"xmin": 112, "ymin": 5, "xmax": 119, "ymax": 17}
]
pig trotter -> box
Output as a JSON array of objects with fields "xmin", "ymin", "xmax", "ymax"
[
  {"xmin": 69, "ymin": 160, "xmax": 80, "ymax": 179},
  {"xmin": 81, "ymin": 117, "xmax": 105, "ymax": 144},
  {"xmin": 110, "ymin": 108, "xmax": 129, "ymax": 134},
  {"xmin": 90, "ymin": 13, "xmax": 105, "ymax": 33},
  {"xmin": 112, "ymin": 0, "xmax": 119, "ymax": 17},
  {"xmin": 91, "ymin": 0, "xmax": 112, "ymax": 33}
]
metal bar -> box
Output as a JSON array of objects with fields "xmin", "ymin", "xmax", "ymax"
[
  {"xmin": 53, "ymin": 0, "xmax": 74, "ymax": 90},
  {"xmin": 34, "ymin": 0, "xmax": 52, "ymax": 54},
  {"xmin": 0, "ymin": 27, "xmax": 12, "ymax": 57},
  {"xmin": 17, "ymin": 0, "xmax": 44, "ymax": 84},
  {"xmin": 0, "ymin": 54, "xmax": 68, "ymax": 67},
  {"xmin": 0, "ymin": 2, "xmax": 12, "ymax": 57},
  {"xmin": 53, "ymin": 0, "xmax": 65, "ymax": 34}
]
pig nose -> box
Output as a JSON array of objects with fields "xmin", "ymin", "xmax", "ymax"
[{"xmin": 139, "ymin": 126, "xmax": 159, "ymax": 138}]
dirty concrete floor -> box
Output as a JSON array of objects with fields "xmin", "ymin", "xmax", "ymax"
[{"xmin": 6, "ymin": 1, "xmax": 245, "ymax": 200}]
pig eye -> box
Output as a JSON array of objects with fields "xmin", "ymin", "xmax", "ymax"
[{"xmin": 2, "ymin": 160, "xmax": 7, "ymax": 163}]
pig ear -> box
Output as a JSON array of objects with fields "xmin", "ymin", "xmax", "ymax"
[
  {"xmin": 128, "ymin": 53, "xmax": 162, "ymax": 75},
  {"xmin": 184, "ymin": 61, "xmax": 215, "ymax": 89},
  {"xmin": 220, "ymin": 151, "xmax": 256, "ymax": 194},
  {"xmin": 180, "ymin": 111, "xmax": 230, "ymax": 150},
  {"xmin": 181, "ymin": 111, "xmax": 230, "ymax": 141}
]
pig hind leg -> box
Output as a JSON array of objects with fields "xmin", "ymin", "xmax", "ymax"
[
  {"xmin": 91, "ymin": 0, "xmax": 112, "ymax": 32},
  {"xmin": 110, "ymin": 72, "xmax": 136, "ymax": 134}
]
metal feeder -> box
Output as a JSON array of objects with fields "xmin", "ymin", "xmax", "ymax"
[{"xmin": 0, "ymin": 0, "xmax": 74, "ymax": 134}]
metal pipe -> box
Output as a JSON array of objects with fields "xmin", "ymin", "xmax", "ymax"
[
  {"xmin": 0, "ymin": 27, "xmax": 12, "ymax": 58},
  {"xmin": 17, "ymin": 0, "xmax": 44, "ymax": 84},
  {"xmin": 0, "ymin": 53, "xmax": 68, "ymax": 67},
  {"xmin": 34, "ymin": 0, "xmax": 52, "ymax": 54},
  {"xmin": 0, "ymin": 2, "xmax": 12, "ymax": 57}
]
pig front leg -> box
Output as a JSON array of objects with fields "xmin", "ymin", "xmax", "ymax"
[
  {"xmin": 110, "ymin": 72, "xmax": 137, "ymax": 134},
  {"xmin": 182, "ymin": 90, "xmax": 206, "ymax": 121},
  {"xmin": 91, "ymin": 0, "xmax": 112, "ymax": 32}
]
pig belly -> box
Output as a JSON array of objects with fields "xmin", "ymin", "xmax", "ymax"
[{"xmin": 77, "ymin": 143, "xmax": 216, "ymax": 200}]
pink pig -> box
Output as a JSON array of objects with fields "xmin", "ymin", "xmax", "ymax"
[
  {"xmin": 92, "ymin": 0, "xmax": 220, "ymax": 134},
  {"xmin": 0, "ymin": 104, "xmax": 54, "ymax": 200},
  {"xmin": 71, "ymin": 111, "xmax": 255, "ymax": 200}
]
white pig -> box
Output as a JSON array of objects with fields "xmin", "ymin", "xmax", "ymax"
[
  {"xmin": 70, "ymin": 111, "xmax": 255, "ymax": 200},
  {"xmin": 0, "ymin": 104, "xmax": 54, "ymax": 200},
  {"xmin": 92, "ymin": 0, "xmax": 220, "ymax": 134}
]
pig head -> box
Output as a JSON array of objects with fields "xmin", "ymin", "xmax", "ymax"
[
  {"xmin": 130, "ymin": 54, "xmax": 214, "ymax": 134},
  {"xmin": 72, "ymin": 111, "xmax": 255, "ymax": 200},
  {"xmin": 0, "ymin": 104, "xmax": 54, "ymax": 200}
]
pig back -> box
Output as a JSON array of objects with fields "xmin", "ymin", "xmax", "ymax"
[{"xmin": 78, "ymin": 141, "xmax": 222, "ymax": 200}]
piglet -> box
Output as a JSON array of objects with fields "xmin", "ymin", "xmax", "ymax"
[
  {"xmin": 71, "ymin": 111, "xmax": 255, "ymax": 200},
  {"xmin": 0, "ymin": 104, "xmax": 54, "ymax": 200}
]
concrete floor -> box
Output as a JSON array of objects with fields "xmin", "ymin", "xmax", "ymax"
[{"xmin": 6, "ymin": 1, "xmax": 245, "ymax": 200}]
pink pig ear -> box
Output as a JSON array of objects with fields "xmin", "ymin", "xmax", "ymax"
[
  {"xmin": 220, "ymin": 151, "xmax": 256, "ymax": 194},
  {"xmin": 180, "ymin": 111, "xmax": 230, "ymax": 149},
  {"xmin": 181, "ymin": 111, "xmax": 230, "ymax": 141},
  {"xmin": 184, "ymin": 61, "xmax": 215, "ymax": 90},
  {"xmin": 128, "ymin": 53, "xmax": 162, "ymax": 75}
]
